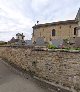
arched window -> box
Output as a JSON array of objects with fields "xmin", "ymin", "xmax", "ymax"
[
  {"xmin": 52, "ymin": 29, "xmax": 56, "ymax": 36},
  {"xmin": 74, "ymin": 27, "xmax": 77, "ymax": 35}
]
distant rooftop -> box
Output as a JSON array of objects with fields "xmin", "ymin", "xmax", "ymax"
[{"xmin": 16, "ymin": 33, "xmax": 25, "ymax": 37}]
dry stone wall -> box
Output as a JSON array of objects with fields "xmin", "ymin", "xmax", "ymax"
[{"xmin": 0, "ymin": 47, "xmax": 80, "ymax": 91}]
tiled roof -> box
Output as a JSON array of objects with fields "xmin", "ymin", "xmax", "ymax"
[
  {"xmin": 32, "ymin": 20, "xmax": 78, "ymax": 29},
  {"xmin": 16, "ymin": 33, "xmax": 25, "ymax": 37},
  {"xmin": 9, "ymin": 38, "xmax": 19, "ymax": 43},
  {"xmin": 75, "ymin": 8, "xmax": 80, "ymax": 20}
]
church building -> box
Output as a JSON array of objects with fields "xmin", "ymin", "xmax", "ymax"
[{"xmin": 32, "ymin": 8, "xmax": 80, "ymax": 46}]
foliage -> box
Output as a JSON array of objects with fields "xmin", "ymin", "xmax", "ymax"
[
  {"xmin": 48, "ymin": 44, "xmax": 57, "ymax": 49},
  {"xmin": 48, "ymin": 42, "xmax": 80, "ymax": 51},
  {"xmin": 63, "ymin": 39, "xmax": 69, "ymax": 43},
  {"xmin": 63, "ymin": 47, "xmax": 71, "ymax": 50},
  {"xmin": 74, "ymin": 48, "xmax": 80, "ymax": 50},
  {"xmin": 0, "ymin": 42, "xmax": 7, "ymax": 45}
]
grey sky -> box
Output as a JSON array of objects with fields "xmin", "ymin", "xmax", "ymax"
[{"xmin": 0, "ymin": 0, "xmax": 80, "ymax": 41}]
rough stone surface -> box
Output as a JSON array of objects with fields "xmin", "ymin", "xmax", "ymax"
[{"xmin": 0, "ymin": 47, "xmax": 80, "ymax": 91}]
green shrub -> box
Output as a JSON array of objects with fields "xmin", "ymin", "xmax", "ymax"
[
  {"xmin": 75, "ymin": 48, "xmax": 80, "ymax": 50},
  {"xmin": 48, "ymin": 44, "xmax": 57, "ymax": 49},
  {"xmin": 64, "ymin": 47, "xmax": 71, "ymax": 50},
  {"xmin": 0, "ymin": 42, "xmax": 7, "ymax": 45}
]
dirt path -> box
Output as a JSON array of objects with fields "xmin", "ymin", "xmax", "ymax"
[{"xmin": 0, "ymin": 58, "xmax": 54, "ymax": 92}]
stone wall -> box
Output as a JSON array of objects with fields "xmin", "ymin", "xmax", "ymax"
[
  {"xmin": 0, "ymin": 47, "xmax": 80, "ymax": 91},
  {"xmin": 32, "ymin": 23, "xmax": 78, "ymax": 43}
]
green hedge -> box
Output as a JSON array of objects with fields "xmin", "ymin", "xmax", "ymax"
[
  {"xmin": 48, "ymin": 44, "xmax": 57, "ymax": 49},
  {"xmin": 0, "ymin": 42, "xmax": 7, "ymax": 45}
]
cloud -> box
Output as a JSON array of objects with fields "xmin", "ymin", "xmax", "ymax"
[
  {"xmin": 0, "ymin": 0, "xmax": 80, "ymax": 41},
  {"xmin": 31, "ymin": 0, "xmax": 49, "ymax": 12},
  {"xmin": 30, "ymin": 0, "xmax": 80, "ymax": 24},
  {"xmin": 0, "ymin": 0, "xmax": 34, "ymax": 41}
]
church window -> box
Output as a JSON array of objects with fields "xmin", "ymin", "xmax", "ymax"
[
  {"xmin": 74, "ymin": 27, "xmax": 77, "ymax": 35},
  {"xmin": 52, "ymin": 29, "xmax": 56, "ymax": 36}
]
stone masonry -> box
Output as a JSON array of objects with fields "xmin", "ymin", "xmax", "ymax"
[{"xmin": 0, "ymin": 47, "xmax": 80, "ymax": 91}]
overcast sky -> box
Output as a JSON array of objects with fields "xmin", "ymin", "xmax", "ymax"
[{"xmin": 0, "ymin": 0, "xmax": 80, "ymax": 41}]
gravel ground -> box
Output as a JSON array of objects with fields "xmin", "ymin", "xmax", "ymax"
[
  {"xmin": 0, "ymin": 58, "xmax": 72, "ymax": 92},
  {"xmin": 0, "ymin": 58, "xmax": 55, "ymax": 92}
]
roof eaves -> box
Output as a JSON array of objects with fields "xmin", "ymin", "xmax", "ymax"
[{"xmin": 32, "ymin": 20, "xmax": 78, "ymax": 29}]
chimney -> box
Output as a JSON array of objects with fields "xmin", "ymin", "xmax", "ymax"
[{"xmin": 22, "ymin": 33, "xmax": 23, "ymax": 35}]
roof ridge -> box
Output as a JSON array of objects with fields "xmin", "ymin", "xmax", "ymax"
[{"xmin": 32, "ymin": 20, "xmax": 78, "ymax": 28}]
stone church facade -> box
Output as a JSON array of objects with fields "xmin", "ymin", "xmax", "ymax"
[{"xmin": 32, "ymin": 8, "xmax": 80, "ymax": 44}]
